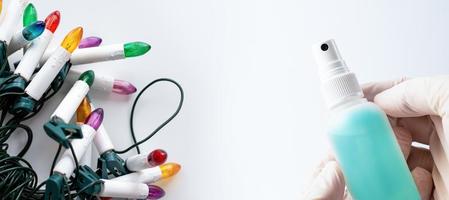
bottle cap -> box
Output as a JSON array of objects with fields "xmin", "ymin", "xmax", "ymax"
[{"xmin": 312, "ymin": 39, "xmax": 363, "ymax": 108}]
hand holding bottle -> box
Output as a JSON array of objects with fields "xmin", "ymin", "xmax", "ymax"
[{"xmin": 304, "ymin": 77, "xmax": 447, "ymax": 200}]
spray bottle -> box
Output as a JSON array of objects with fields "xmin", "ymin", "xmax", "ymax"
[{"xmin": 313, "ymin": 39, "xmax": 420, "ymax": 200}]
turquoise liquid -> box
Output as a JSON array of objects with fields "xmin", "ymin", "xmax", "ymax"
[{"xmin": 328, "ymin": 100, "xmax": 420, "ymax": 200}]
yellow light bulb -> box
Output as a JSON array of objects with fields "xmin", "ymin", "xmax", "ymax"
[
  {"xmin": 61, "ymin": 27, "xmax": 83, "ymax": 53},
  {"xmin": 160, "ymin": 163, "xmax": 181, "ymax": 179},
  {"xmin": 76, "ymin": 97, "xmax": 91, "ymax": 123}
]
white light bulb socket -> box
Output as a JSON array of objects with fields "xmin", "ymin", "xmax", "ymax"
[
  {"xmin": 111, "ymin": 166, "xmax": 162, "ymax": 183},
  {"xmin": 125, "ymin": 154, "xmax": 151, "ymax": 172},
  {"xmin": 98, "ymin": 180, "xmax": 148, "ymax": 199},
  {"xmin": 94, "ymin": 124, "xmax": 115, "ymax": 154},
  {"xmin": 7, "ymin": 30, "xmax": 29, "ymax": 55},
  {"xmin": 14, "ymin": 30, "xmax": 53, "ymax": 81},
  {"xmin": 40, "ymin": 44, "xmax": 125, "ymax": 66},
  {"xmin": 68, "ymin": 44, "xmax": 124, "ymax": 65},
  {"xmin": 39, "ymin": 46, "xmax": 55, "ymax": 66},
  {"xmin": 79, "ymin": 144, "xmax": 92, "ymax": 166},
  {"xmin": 68, "ymin": 69, "xmax": 114, "ymax": 93},
  {"xmin": 53, "ymin": 124, "xmax": 96, "ymax": 179},
  {"xmin": 0, "ymin": 0, "xmax": 29, "ymax": 43},
  {"xmin": 51, "ymin": 80, "xmax": 90, "ymax": 123},
  {"xmin": 88, "ymin": 103, "xmax": 115, "ymax": 154},
  {"xmin": 25, "ymin": 46, "xmax": 71, "ymax": 100}
]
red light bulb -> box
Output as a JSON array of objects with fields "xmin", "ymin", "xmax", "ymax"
[
  {"xmin": 147, "ymin": 149, "xmax": 167, "ymax": 167},
  {"xmin": 45, "ymin": 11, "xmax": 60, "ymax": 33}
]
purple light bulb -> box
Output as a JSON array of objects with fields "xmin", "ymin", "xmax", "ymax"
[
  {"xmin": 113, "ymin": 79, "xmax": 137, "ymax": 95},
  {"xmin": 84, "ymin": 108, "xmax": 104, "ymax": 130},
  {"xmin": 78, "ymin": 36, "xmax": 102, "ymax": 48},
  {"xmin": 147, "ymin": 185, "xmax": 165, "ymax": 199}
]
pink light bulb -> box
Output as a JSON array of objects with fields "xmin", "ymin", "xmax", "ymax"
[
  {"xmin": 79, "ymin": 36, "xmax": 102, "ymax": 48},
  {"xmin": 147, "ymin": 185, "xmax": 165, "ymax": 199},
  {"xmin": 85, "ymin": 108, "xmax": 104, "ymax": 130},
  {"xmin": 113, "ymin": 79, "xmax": 137, "ymax": 95}
]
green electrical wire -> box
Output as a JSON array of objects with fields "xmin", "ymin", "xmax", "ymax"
[
  {"xmin": 0, "ymin": 59, "xmax": 75, "ymax": 200},
  {"xmin": 113, "ymin": 78, "xmax": 184, "ymax": 154},
  {"xmin": 0, "ymin": 57, "xmax": 184, "ymax": 199}
]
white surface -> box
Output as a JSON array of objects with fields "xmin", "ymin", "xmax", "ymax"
[{"xmin": 4, "ymin": 0, "xmax": 449, "ymax": 199}]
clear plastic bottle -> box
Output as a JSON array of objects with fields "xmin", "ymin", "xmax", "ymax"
[{"xmin": 312, "ymin": 39, "xmax": 420, "ymax": 200}]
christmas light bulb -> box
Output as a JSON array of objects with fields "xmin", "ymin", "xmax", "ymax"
[
  {"xmin": 41, "ymin": 41, "xmax": 151, "ymax": 65},
  {"xmin": 38, "ymin": 36, "xmax": 102, "ymax": 65},
  {"xmin": 79, "ymin": 36, "xmax": 102, "ymax": 48},
  {"xmin": 7, "ymin": 20, "xmax": 44, "ymax": 55},
  {"xmin": 125, "ymin": 149, "xmax": 168, "ymax": 172},
  {"xmin": 76, "ymin": 98, "xmax": 91, "ymax": 123},
  {"xmin": 98, "ymin": 180, "xmax": 165, "ymax": 199},
  {"xmin": 78, "ymin": 70, "xmax": 95, "ymax": 87},
  {"xmin": 45, "ymin": 10, "xmax": 60, "ymax": 33},
  {"xmin": 160, "ymin": 163, "xmax": 181, "ymax": 178},
  {"xmin": 22, "ymin": 21, "xmax": 44, "ymax": 41},
  {"xmin": 0, "ymin": 0, "xmax": 2, "ymax": 15},
  {"xmin": 61, "ymin": 27, "xmax": 83, "ymax": 53},
  {"xmin": 113, "ymin": 79, "xmax": 137, "ymax": 95},
  {"xmin": 112, "ymin": 162, "xmax": 181, "ymax": 183},
  {"xmin": 24, "ymin": 27, "xmax": 84, "ymax": 100},
  {"xmin": 53, "ymin": 117, "xmax": 100, "ymax": 179},
  {"xmin": 65, "ymin": 68, "xmax": 137, "ymax": 95},
  {"xmin": 85, "ymin": 108, "xmax": 103, "ymax": 130},
  {"xmin": 24, "ymin": 27, "xmax": 83, "ymax": 100},
  {"xmin": 0, "ymin": 0, "xmax": 30, "ymax": 43},
  {"xmin": 51, "ymin": 70, "xmax": 94, "ymax": 123},
  {"xmin": 147, "ymin": 185, "xmax": 165, "ymax": 199},
  {"xmin": 148, "ymin": 149, "xmax": 168, "ymax": 167},
  {"xmin": 89, "ymin": 103, "xmax": 115, "ymax": 154},
  {"xmin": 14, "ymin": 10, "xmax": 59, "ymax": 81},
  {"xmin": 23, "ymin": 3, "xmax": 37, "ymax": 27},
  {"xmin": 53, "ymin": 109, "xmax": 102, "ymax": 179},
  {"xmin": 124, "ymin": 42, "xmax": 151, "ymax": 58}
]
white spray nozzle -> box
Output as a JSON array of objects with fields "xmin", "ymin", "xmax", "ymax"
[
  {"xmin": 312, "ymin": 39, "xmax": 362, "ymax": 108},
  {"xmin": 313, "ymin": 39, "xmax": 348, "ymax": 81}
]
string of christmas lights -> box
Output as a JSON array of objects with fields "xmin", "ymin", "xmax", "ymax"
[{"xmin": 0, "ymin": 0, "xmax": 183, "ymax": 199}]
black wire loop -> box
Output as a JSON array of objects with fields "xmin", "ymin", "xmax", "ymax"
[{"xmin": 114, "ymin": 78, "xmax": 184, "ymax": 154}]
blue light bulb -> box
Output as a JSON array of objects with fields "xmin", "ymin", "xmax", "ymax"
[{"xmin": 22, "ymin": 21, "xmax": 45, "ymax": 41}]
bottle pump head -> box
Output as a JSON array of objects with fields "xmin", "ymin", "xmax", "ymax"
[{"xmin": 312, "ymin": 39, "xmax": 363, "ymax": 108}]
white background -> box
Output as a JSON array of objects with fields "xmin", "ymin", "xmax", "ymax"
[{"xmin": 4, "ymin": 0, "xmax": 449, "ymax": 199}]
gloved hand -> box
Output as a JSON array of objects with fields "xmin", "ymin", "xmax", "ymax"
[{"xmin": 302, "ymin": 76, "xmax": 449, "ymax": 200}]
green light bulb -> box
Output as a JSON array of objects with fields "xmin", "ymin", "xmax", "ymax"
[
  {"xmin": 124, "ymin": 42, "xmax": 151, "ymax": 58},
  {"xmin": 23, "ymin": 3, "xmax": 37, "ymax": 27},
  {"xmin": 78, "ymin": 70, "xmax": 95, "ymax": 87}
]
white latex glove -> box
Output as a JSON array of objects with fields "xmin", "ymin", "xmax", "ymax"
[{"xmin": 303, "ymin": 77, "xmax": 447, "ymax": 200}]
